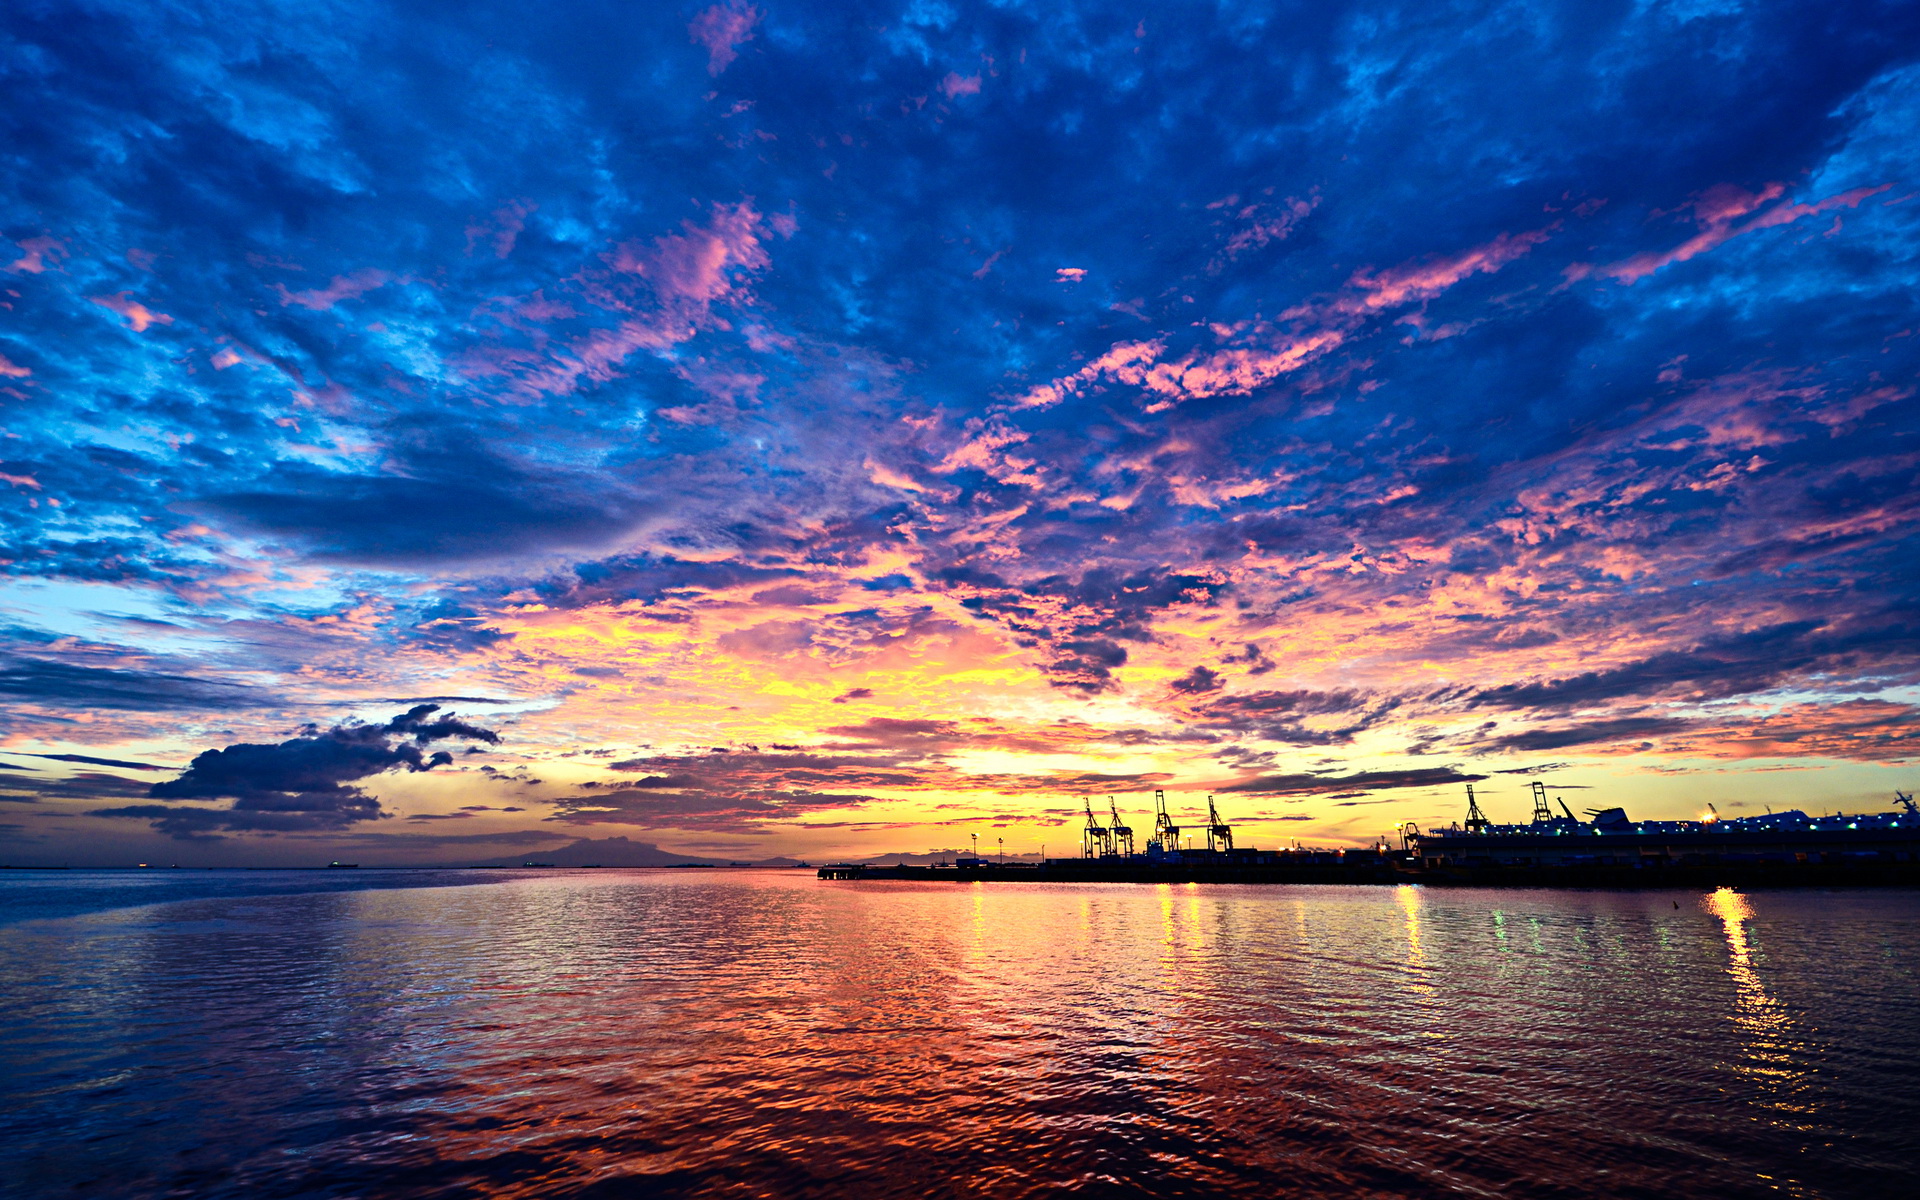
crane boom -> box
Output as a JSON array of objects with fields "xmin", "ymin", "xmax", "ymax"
[
  {"xmin": 1081, "ymin": 798, "xmax": 1112, "ymax": 859},
  {"xmin": 1205, "ymin": 795, "xmax": 1233, "ymax": 852},
  {"xmin": 1153, "ymin": 788, "xmax": 1181, "ymax": 853},
  {"xmin": 1106, "ymin": 797, "xmax": 1135, "ymax": 857}
]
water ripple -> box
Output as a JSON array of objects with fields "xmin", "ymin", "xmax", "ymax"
[{"xmin": 1, "ymin": 873, "xmax": 1916, "ymax": 1198}]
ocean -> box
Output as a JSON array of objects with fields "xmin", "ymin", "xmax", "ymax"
[{"xmin": 1, "ymin": 869, "xmax": 1915, "ymax": 1198}]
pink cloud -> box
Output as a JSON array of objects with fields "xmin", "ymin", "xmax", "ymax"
[
  {"xmin": 1212, "ymin": 195, "xmax": 1317, "ymax": 270},
  {"xmin": 1667, "ymin": 700, "xmax": 1920, "ymax": 763},
  {"xmin": 0, "ymin": 353, "xmax": 29, "ymax": 378},
  {"xmin": 614, "ymin": 201, "xmax": 770, "ymax": 307},
  {"xmin": 514, "ymin": 319, "xmax": 682, "ymax": 398},
  {"xmin": 935, "ymin": 417, "xmax": 1041, "ymax": 486},
  {"xmin": 464, "ymin": 199, "xmax": 537, "ymax": 259},
  {"xmin": 941, "ymin": 72, "xmax": 982, "ymax": 98},
  {"xmin": 689, "ymin": 3, "xmax": 761, "ymax": 75},
  {"xmin": 274, "ymin": 269, "xmax": 392, "ymax": 311},
  {"xmin": 1015, "ymin": 339, "xmax": 1164, "ymax": 409},
  {"xmin": 1601, "ymin": 182, "xmax": 1890, "ymax": 284},
  {"xmin": 1014, "ymin": 227, "xmax": 1548, "ymax": 414},
  {"xmin": 1056, "ymin": 267, "xmax": 1086, "ymax": 281},
  {"xmin": 89, "ymin": 292, "xmax": 173, "ymax": 332},
  {"xmin": 1346, "ymin": 229, "xmax": 1550, "ymax": 311},
  {"xmin": 6, "ymin": 236, "xmax": 64, "ymax": 274},
  {"xmin": 501, "ymin": 203, "xmax": 776, "ymax": 400},
  {"xmin": 1014, "ymin": 324, "xmax": 1350, "ymax": 412},
  {"xmin": 971, "ymin": 247, "xmax": 1006, "ymax": 279},
  {"xmin": 1140, "ymin": 330, "xmax": 1347, "ymax": 406}
]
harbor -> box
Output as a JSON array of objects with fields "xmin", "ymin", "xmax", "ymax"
[{"xmin": 819, "ymin": 786, "xmax": 1920, "ymax": 887}]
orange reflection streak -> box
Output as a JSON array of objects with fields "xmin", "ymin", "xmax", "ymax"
[
  {"xmin": 968, "ymin": 882, "xmax": 987, "ymax": 966},
  {"xmin": 1396, "ymin": 884, "xmax": 1424, "ymax": 963},
  {"xmin": 1396, "ymin": 884, "xmax": 1435, "ymax": 1005},
  {"xmin": 1702, "ymin": 887, "xmax": 1815, "ymax": 1115},
  {"xmin": 1157, "ymin": 884, "xmax": 1179, "ymax": 986}
]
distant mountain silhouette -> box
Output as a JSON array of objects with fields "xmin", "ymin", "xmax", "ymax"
[
  {"xmin": 467, "ymin": 836, "xmax": 720, "ymax": 867},
  {"xmin": 845, "ymin": 849, "xmax": 1044, "ymax": 866}
]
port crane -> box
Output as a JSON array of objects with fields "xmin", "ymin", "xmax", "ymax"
[
  {"xmin": 1464, "ymin": 784, "xmax": 1490, "ymax": 833},
  {"xmin": 1153, "ymin": 788, "xmax": 1182, "ymax": 852},
  {"xmin": 1106, "ymin": 798, "xmax": 1135, "ymax": 856},
  {"xmin": 1081, "ymin": 798, "xmax": 1113, "ymax": 859},
  {"xmin": 1529, "ymin": 780, "xmax": 1555, "ymax": 824},
  {"xmin": 1205, "ymin": 795, "xmax": 1233, "ymax": 852}
]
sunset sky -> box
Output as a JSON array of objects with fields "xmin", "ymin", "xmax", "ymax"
[{"xmin": 4, "ymin": 0, "xmax": 1920, "ymax": 865}]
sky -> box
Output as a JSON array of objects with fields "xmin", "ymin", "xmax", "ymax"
[{"xmin": 3, "ymin": 0, "xmax": 1920, "ymax": 866}]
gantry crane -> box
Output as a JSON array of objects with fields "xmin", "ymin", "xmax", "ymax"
[
  {"xmin": 1153, "ymin": 788, "xmax": 1181, "ymax": 853},
  {"xmin": 1082, "ymin": 798, "xmax": 1112, "ymax": 859},
  {"xmin": 1464, "ymin": 783, "xmax": 1490, "ymax": 833},
  {"xmin": 1205, "ymin": 795, "xmax": 1233, "ymax": 852},
  {"xmin": 1529, "ymin": 780, "xmax": 1554, "ymax": 824},
  {"xmin": 1107, "ymin": 797, "xmax": 1135, "ymax": 857}
]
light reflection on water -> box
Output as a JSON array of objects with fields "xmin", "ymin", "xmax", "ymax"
[
  {"xmin": 1705, "ymin": 886, "xmax": 1814, "ymax": 1121},
  {"xmin": 0, "ymin": 872, "xmax": 1916, "ymax": 1199}
]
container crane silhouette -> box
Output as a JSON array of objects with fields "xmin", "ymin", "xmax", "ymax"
[
  {"xmin": 1529, "ymin": 780, "xmax": 1554, "ymax": 824},
  {"xmin": 1464, "ymin": 784, "xmax": 1490, "ymax": 833},
  {"xmin": 1081, "ymin": 798, "xmax": 1112, "ymax": 859},
  {"xmin": 1205, "ymin": 795, "xmax": 1233, "ymax": 852},
  {"xmin": 1106, "ymin": 797, "xmax": 1135, "ymax": 857},
  {"xmin": 1153, "ymin": 788, "xmax": 1182, "ymax": 852}
]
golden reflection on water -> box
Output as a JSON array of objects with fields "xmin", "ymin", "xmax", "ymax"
[
  {"xmin": 1395, "ymin": 884, "xmax": 1425, "ymax": 964},
  {"xmin": 12, "ymin": 871, "xmax": 1913, "ymax": 1198},
  {"xmin": 1157, "ymin": 884, "xmax": 1176, "ymax": 947},
  {"xmin": 1702, "ymin": 887, "xmax": 1815, "ymax": 1117},
  {"xmin": 1395, "ymin": 885, "xmax": 1437, "ymax": 1020}
]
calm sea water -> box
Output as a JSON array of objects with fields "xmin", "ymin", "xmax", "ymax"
[{"xmin": 1, "ymin": 870, "xmax": 1915, "ymax": 1199}]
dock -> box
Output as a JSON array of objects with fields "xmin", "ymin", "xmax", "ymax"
[{"xmin": 818, "ymin": 788, "xmax": 1920, "ymax": 888}]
